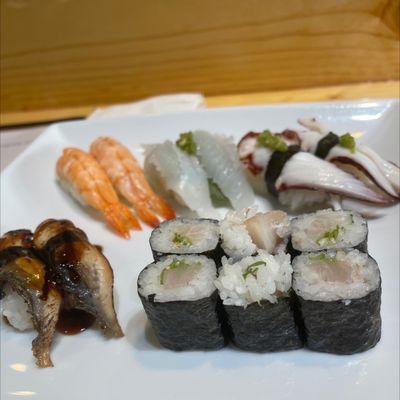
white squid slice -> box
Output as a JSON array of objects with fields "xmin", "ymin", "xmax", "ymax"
[
  {"xmin": 193, "ymin": 131, "xmax": 255, "ymax": 210},
  {"xmin": 275, "ymin": 152, "xmax": 394, "ymax": 205},
  {"xmin": 144, "ymin": 141, "xmax": 217, "ymax": 217}
]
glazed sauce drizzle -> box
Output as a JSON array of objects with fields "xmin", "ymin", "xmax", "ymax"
[{"xmin": 56, "ymin": 309, "xmax": 95, "ymax": 335}]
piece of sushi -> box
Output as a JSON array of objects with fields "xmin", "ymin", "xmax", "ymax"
[
  {"xmin": 292, "ymin": 249, "xmax": 381, "ymax": 354},
  {"xmin": 220, "ymin": 209, "xmax": 290, "ymax": 261},
  {"xmin": 137, "ymin": 255, "xmax": 225, "ymax": 350},
  {"xmin": 214, "ymin": 250, "xmax": 302, "ymax": 352},
  {"xmin": 237, "ymin": 131, "xmax": 395, "ymax": 211},
  {"xmin": 0, "ymin": 230, "xmax": 62, "ymax": 368},
  {"xmin": 33, "ymin": 219, "xmax": 124, "ymax": 338},
  {"xmin": 191, "ymin": 131, "xmax": 255, "ymax": 210},
  {"xmin": 289, "ymin": 209, "xmax": 368, "ymax": 256},
  {"xmin": 144, "ymin": 141, "xmax": 217, "ymax": 218},
  {"xmin": 149, "ymin": 218, "xmax": 222, "ymax": 264}
]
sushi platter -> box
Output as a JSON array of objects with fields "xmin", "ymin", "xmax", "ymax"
[{"xmin": 1, "ymin": 100, "xmax": 399, "ymax": 400}]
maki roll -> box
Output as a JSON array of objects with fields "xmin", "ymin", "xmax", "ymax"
[
  {"xmin": 292, "ymin": 249, "xmax": 381, "ymax": 354},
  {"xmin": 220, "ymin": 209, "xmax": 290, "ymax": 261},
  {"xmin": 149, "ymin": 218, "xmax": 222, "ymax": 263},
  {"xmin": 214, "ymin": 250, "xmax": 302, "ymax": 352},
  {"xmin": 137, "ymin": 255, "xmax": 225, "ymax": 350},
  {"xmin": 289, "ymin": 209, "xmax": 368, "ymax": 256}
]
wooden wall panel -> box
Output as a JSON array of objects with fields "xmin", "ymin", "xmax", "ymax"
[{"xmin": 1, "ymin": 0, "xmax": 399, "ymax": 115}]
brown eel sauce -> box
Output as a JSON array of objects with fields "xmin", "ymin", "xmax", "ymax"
[{"xmin": 56, "ymin": 309, "xmax": 95, "ymax": 335}]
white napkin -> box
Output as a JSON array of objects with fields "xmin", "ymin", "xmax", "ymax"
[
  {"xmin": 88, "ymin": 93, "xmax": 205, "ymax": 120},
  {"xmin": 1, "ymin": 93, "xmax": 206, "ymax": 171}
]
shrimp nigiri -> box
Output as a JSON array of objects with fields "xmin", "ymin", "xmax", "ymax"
[
  {"xmin": 90, "ymin": 137, "xmax": 175, "ymax": 228},
  {"xmin": 56, "ymin": 148, "xmax": 140, "ymax": 238}
]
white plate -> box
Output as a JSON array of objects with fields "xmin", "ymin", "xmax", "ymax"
[{"xmin": 1, "ymin": 100, "xmax": 399, "ymax": 400}]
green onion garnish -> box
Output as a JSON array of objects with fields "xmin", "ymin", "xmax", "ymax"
[
  {"xmin": 172, "ymin": 232, "xmax": 192, "ymax": 246},
  {"xmin": 339, "ymin": 133, "xmax": 356, "ymax": 153},
  {"xmin": 257, "ymin": 130, "xmax": 288, "ymax": 152},
  {"xmin": 242, "ymin": 260, "xmax": 266, "ymax": 279},
  {"xmin": 160, "ymin": 259, "xmax": 193, "ymax": 285},
  {"xmin": 308, "ymin": 253, "xmax": 337, "ymax": 263},
  {"xmin": 208, "ymin": 179, "xmax": 231, "ymax": 208},
  {"xmin": 316, "ymin": 225, "xmax": 342, "ymax": 245},
  {"xmin": 176, "ymin": 132, "xmax": 197, "ymax": 155}
]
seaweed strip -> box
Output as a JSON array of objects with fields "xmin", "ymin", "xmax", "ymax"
[
  {"xmin": 315, "ymin": 132, "xmax": 339, "ymax": 159},
  {"xmin": 265, "ymin": 145, "xmax": 301, "ymax": 196}
]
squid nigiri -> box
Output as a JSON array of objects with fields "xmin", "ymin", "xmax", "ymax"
[
  {"xmin": 90, "ymin": 137, "xmax": 175, "ymax": 228},
  {"xmin": 238, "ymin": 131, "xmax": 395, "ymax": 211},
  {"xmin": 144, "ymin": 141, "xmax": 218, "ymax": 218},
  {"xmin": 56, "ymin": 148, "xmax": 140, "ymax": 238},
  {"xmin": 0, "ymin": 230, "xmax": 61, "ymax": 368}
]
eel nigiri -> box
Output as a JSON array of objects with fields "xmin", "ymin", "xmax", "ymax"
[
  {"xmin": 56, "ymin": 148, "xmax": 140, "ymax": 238},
  {"xmin": 90, "ymin": 137, "xmax": 175, "ymax": 228},
  {"xmin": 33, "ymin": 219, "xmax": 124, "ymax": 337},
  {"xmin": 238, "ymin": 131, "xmax": 395, "ymax": 211},
  {"xmin": 0, "ymin": 230, "xmax": 61, "ymax": 368},
  {"xmin": 296, "ymin": 117, "xmax": 400, "ymax": 200}
]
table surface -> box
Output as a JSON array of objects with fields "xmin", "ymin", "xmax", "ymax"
[{"xmin": 1, "ymin": 81, "xmax": 398, "ymax": 127}]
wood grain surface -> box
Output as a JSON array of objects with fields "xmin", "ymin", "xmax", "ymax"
[
  {"xmin": 1, "ymin": 0, "xmax": 399, "ymax": 122},
  {"xmin": 1, "ymin": 81, "xmax": 398, "ymax": 127}
]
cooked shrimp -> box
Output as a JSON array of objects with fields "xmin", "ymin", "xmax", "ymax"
[
  {"xmin": 90, "ymin": 137, "xmax": 175, "ymax": 228},
  {"xmin": 56, "ymin": 148, "xmax": 141, "ymax": 238}
]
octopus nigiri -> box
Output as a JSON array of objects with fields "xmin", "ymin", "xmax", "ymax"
[
  {"xmin": 296, "ymin": 117, "xmax": 400, "ymax": 200},
  {"xmin": 34, "ymin": 219, "xmax": 124, "ymax": 337},
  {"xmin": 0, "ymin": 230, "xmax": 61, "ymax": 368},
  {"xmin": 90, "ymin": 137, "xmax": 175, "ymax": 228},
  {"xmin": 238, "ymin": 131, "xmax": 395, "ymax": 211},
  {"xmin": 56, "ymin": 148, "xmax": 140, "ymax": 238}
]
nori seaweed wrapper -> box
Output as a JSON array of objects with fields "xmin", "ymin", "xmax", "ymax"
[
  {"xmin": 151, "ymin": 244, "xmax": 224, "ymax": 267},
  {"xmin": 138, "ymin": 290, "xmax": 225, "ymax": 351},
  {"xmin": 315, "ymin": 132, "xmax": 339, "ymax": 159},
  {"xmin": 264, "ymin": 145, "xmax": 301, "ymax": 196},
  {"xmin": 286, "ymin": 236, "xmax": 368, "ymax": 259},
  {"xmin": 297, "ymin": 285, "xmax": 381, "ymax": 354},
  {"xmin": 223, "ymin": 295, "xmax": 303, "ymax": 352}
]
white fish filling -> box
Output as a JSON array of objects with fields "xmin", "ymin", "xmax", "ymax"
[
  {"xmin": 220, "ymin": 209, "xmax": 290, "ymax": 260},
  {"xmin": 1, "ymin": 289, "xmax": 33, "ymax": 331},
  {"xmin": 138, "ymin": 255, "xmax": 217, "ymax": 302},
  {"xmin": 192, "ymin": 131, "xmax": 255, "ymax": 211},
  {"xmin": 291, "ymin": 209, "xmax": 366, "ymax": 251},
  {"xmin": 214, "ymin": 250, "xmax": 292, "ymax": 307},
  {"xmin": 144, "ymin": 141, "xmax": 217, "ymax": 217},
  {"xmin": 292, "ymin": 249, "xmax": 380, "ymax": 302},
  {"xmin": 150, "ymin": 218, "xmax": 219, "ymax": 254}
]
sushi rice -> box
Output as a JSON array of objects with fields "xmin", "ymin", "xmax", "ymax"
[
  {"xmin": 214, "ymin": 250, "xmax": 292, "ymax": 306},
  {"xmin": 290, "ymin": 209, "xmax": 367, "ymax": 252},
  {"xmin": 150, "ymin": 218, "xmax": 220, "ymax": 256},
  {"xmin": 138, "ymin": 255, "xmax": 217, "ymax": 302},
  {"xmin": 1, "ymin": 288, "xmax": 33, "ymax": 331},
  {"xmin": 292, "ymin": 249, "xmax": 379, "ymax": 302}
]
